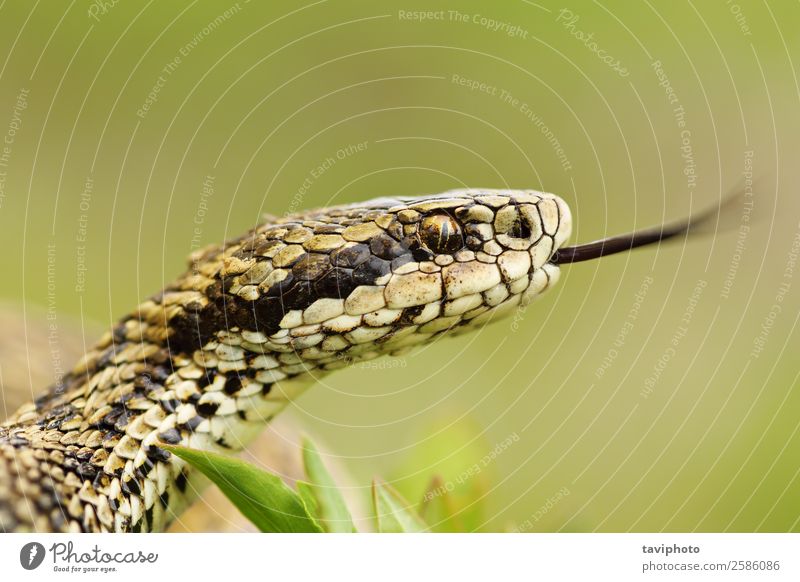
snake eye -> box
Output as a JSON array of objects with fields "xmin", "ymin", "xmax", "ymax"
[{"xmin": 419, "ymin": 213, "xmax": 464, "ymax": 254}]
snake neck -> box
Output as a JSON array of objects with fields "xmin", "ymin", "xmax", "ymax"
[{"xmin": 0, "ymin": 244, "xmax": 324, "ymax": 532}]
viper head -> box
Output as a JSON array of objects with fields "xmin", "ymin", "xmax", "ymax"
[{"xmin": 153, "ymin": 189, "xmax": 572, "ymax": 363}]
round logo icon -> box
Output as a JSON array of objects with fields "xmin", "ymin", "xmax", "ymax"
[{"xmin": 19, "ymin": 542, "xmax": 46, "ymax": 570}]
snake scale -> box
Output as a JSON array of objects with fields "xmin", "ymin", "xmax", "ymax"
[{"xmin": 1, "ymin": 187, "xmax": 712, "ymax": 532}]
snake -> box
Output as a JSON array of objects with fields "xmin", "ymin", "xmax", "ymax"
[{"xmin": 0, "ymin": 188, "xmax": 721, "ymax": 532}]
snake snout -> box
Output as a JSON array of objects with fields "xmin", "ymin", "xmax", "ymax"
[{"xmin": 494, "ymin": 194, "xmax": 572, "ymax": 255}]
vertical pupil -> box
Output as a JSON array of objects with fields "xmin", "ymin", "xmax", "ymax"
[
  {"xmin": 439, "ymin": 220, "xmax": 451, "ymax": 247},
  {"xmin": 420, "ymin": 214, "xmax": 463, "ymax": 253}
]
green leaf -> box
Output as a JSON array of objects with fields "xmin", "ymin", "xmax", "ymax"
[
  {"xmin": 301, "ymin": 438, "xmax": 356, "ymax": 532},
  {"xmin": 165, "ymin": 445, "xmax": 323, "ymax": 533},
  {"xmin": 296, "ymin": 481, "xmax": 320, "ymax": 518},
  {"xmin": 372, "ymin": 478, "xmax": 427, "ymax": 533},
  {"xmin": 389, "ymin": 418, "xmax": 491, "ymax": 532}
]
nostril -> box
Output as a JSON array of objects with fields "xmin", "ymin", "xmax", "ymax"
[
  {"xmin": 494, "ymin": 205, "xmax": 529, "ymax": 238},
  {"xmin": 509, "ymin": 215, "xmax": 532, "ymax": 239},
  {"xmin": 495, "ymin": 204, "xmax": 543, "ymax": 251}
]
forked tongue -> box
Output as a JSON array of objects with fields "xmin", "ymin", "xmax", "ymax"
[{"xmin": 553, "ymin": 185, "xmax": 754, "ymax": 265}]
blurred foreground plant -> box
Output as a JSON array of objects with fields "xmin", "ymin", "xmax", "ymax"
[{"xmin": 166, "ymin": 438, "xmax": 459, "ymax": 533}]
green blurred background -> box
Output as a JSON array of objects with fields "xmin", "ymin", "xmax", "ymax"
[{"xmin": 0, "ymin": 0, "xmax": 798, "ymax": 532}]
